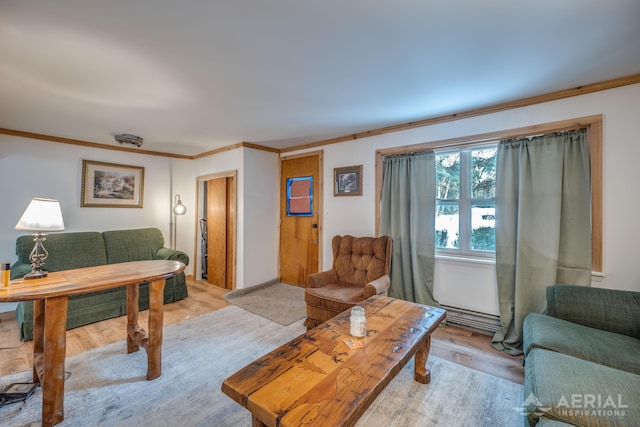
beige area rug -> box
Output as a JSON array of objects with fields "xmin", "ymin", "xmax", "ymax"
[
  {"xmin": 0, "ymin": 306, "xmax": 525, "ymax": 427},
  {"xmin": 223, "ymin": 281, "xmax": 306, "ymax": 325}
]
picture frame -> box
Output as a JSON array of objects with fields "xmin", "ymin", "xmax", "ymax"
[
  {"xmin": 81, "ymin": 160, "xmax": 145, "ymax": 208},
  {"xmin": 334, "ymin": 165, "xmax": 363, "ymax": 197}
]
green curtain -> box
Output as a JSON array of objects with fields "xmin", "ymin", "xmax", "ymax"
[
  {"xmin": 492, "ymin": 129, "xmax": 592, "ymax": 355},
  {"xmin": 379, "ymin": 151, "xmax": 439, "ymax": 306}
]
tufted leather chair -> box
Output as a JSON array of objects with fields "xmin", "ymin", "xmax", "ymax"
[{"xmin": 304, "ymin": 235, "xmax": 392, "ymax": 329}]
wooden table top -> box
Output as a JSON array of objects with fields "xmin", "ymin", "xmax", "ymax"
[
  {"xmin": 222, "ymin": 295, "xmax": 446, "ymax": 427},
  {"xmin": 0, "ymin": 260, "xmax": 186, "ymax": 302}
]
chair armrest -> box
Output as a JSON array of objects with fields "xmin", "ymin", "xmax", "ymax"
[
  {"xmin": 544, "ymin": 284, "xmax": 640, "ymax": 339},
  {"xmin": 306, "ymin": 270, "xmax": 338, "ymax": 288},
  {"xmin": 364, "ymin": 274, "xmax": 390, "ymax": 298},
  {"xmin": 154, "ymin": 247, "xmax": 190, "ymax": 266}
]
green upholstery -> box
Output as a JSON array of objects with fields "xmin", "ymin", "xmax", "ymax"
[
  {"xmin": 14, "ymin": 231, "xmax": 107, "ymax": 272},
  {"xmin": 536, "ymin": 419, "xmax": 575, "ymax": 427},
  {"xmin": 525, "ymin": 349, "xmax": 640, "ymax": 427},
  {"xmin": 103, "ymin": 228, "xmax": 164, "ymax": 263},
  {"xmin": 12, "ymin": 228, "xmax": 189, "ymax": 341},
  {"xmin": 545, "ymin": 284, "xmax": 640, "ymax": 339},
  {"xmin": 102, "ymin": 228, "xmax": 189, "ymax": 302},
  {"xmin": 524, "ymin": 313, "xmax": 640, "ymax": 374},
  {"xmin": 523, "ymin": 285, "xmax": 640, "ymax": 427}
]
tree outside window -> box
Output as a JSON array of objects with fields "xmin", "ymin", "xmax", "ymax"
[{"xmin": 436, "ymin": 146, "xmax": 496, "ymax": 255}]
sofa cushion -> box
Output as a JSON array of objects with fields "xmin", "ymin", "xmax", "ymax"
[
  {"xmin": 102, "ymin": 228, "xmax": 164, "ymax": 264},
  {"xmin": 524, "ymin": 348, "xmax": 640, "ymax": 427},
  {"xmin": 545, "ymin": 285, "xmax": 640, "ymax": 339},
  {"xmin": 15, "ymin": 231, "xmax": 107, "ymax": 273},
  {"xmin": 13, "ymin": 228, "xmax": 189, "ymax": 341},
  {"xmin": 536, "ymin": 419, "xmax": 575, "ymax": 427},
  {"xmin": 524, "ymin": 313, "xmax": 640, "ymax": 374}
]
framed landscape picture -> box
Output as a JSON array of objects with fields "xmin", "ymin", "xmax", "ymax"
[
  {"xmin": 334, "ymin": 165, "xmax": 363, "ymax": 197},
  {"xmin": 81, "ymin": 160, "xmax": 145, "ymax": 207}
]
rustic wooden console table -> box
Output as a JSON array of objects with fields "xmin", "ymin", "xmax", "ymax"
[
  {"xmin": 222, "ymin": 295, "xmax": 446, "ymax": 427},
  {"xmin": 0, "ymin": 260, "xmax": 186, "ymax": 427}
]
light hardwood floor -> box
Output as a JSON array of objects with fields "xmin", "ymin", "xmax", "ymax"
[{"xmin": 0, "ymin": 279, "xmax": 523, "ymax": 384}]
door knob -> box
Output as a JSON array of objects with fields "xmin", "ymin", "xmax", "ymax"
[{"xmin": 312, "ymin": 223, "xmax": 318, "ymax": 228}]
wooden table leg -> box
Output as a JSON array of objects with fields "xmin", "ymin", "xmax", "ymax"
[
  {"xmin": 126, "ymin": 284, "xmax": 141, "ymax": 354},
  {"xmin": 252, "ymin": 415, "xmax": 268, "ymax": 427},
  {"xmin": 414, "ymin": 335, "xmax": 432, "ymax": 384},
  {"xmin": 32, "ymin": 299, "xmax": 45, "ymax": 384},
  {"xmin": 146, "ymin": 279, "xmax": 165, "ymax": 380},
  {"xmin": 37, "ymin": 296, "xmax": 69, "ymax": 427}
]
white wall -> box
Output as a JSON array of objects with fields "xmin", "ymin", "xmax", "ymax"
[
  {"xmin": 189, "ymin": 147, "xmax": 279, "ymax": 290},
  {"xmin": 0, "ymin": 138, "xmax": 279, "ymax": 316},
  {"xmin": 0, "ymin": 135, "xmax": 176, "ymax": 311},
  {"xmin": 242, "ymin": 149, "xmax": 279, "ymax": 286},
  {"xmin": 2, "ymin": 83, "xmax": 638, "ymax": 315},
  {"xmin": 284, "ymin": 83, "xmax": 640, "ymax": 314}
]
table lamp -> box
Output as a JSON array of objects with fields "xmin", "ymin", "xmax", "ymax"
[{"xmin": 15, "ymin": 198, "xmax": 65, "ymax": 279}]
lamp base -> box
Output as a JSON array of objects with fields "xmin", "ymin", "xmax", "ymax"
[
  {"xmin": 24, "ymin": 233, "xmax": 49, "ymax": 280},
  {"xmin": 23, "ymin": 269, "xmax": 48, "ymax": 280}
]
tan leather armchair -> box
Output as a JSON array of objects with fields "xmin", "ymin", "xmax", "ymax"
[{"xmin": 304, "ymin": 235, "xmax": 392, "ymax": 329}]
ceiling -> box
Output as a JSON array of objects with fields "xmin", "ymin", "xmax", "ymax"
[{"xmin": 1, "ymin": 1, "xmax": 639, "ymax": 157}]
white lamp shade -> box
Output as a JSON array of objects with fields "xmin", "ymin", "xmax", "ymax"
[{"xmin": 15, "ymin": 198, "xmax": 66, "ymax": 232}]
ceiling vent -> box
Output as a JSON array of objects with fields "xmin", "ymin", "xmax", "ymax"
[{"xmin": 113, "ymin": 133, "xmax": 143, "ymax": 148}]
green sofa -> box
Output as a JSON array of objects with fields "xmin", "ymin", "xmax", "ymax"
[
  {"xmin": 11, "ymin": 227, "xmax": 189, "ymax": 341},
  {"xmin": 522, "ymin": 284, "xmax": 640, "ymax": 426}
]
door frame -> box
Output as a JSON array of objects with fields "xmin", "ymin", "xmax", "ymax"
[
  {"xmin": 193, "ymin": 170, "xmax": 238, "ymax": 287},
  {"xmin": 279, "ymin": 151, "xmax": 324, "ymax": 280}
]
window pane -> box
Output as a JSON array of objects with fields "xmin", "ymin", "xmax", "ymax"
[
  {"xmin": 286, "ymin": 176, "xmax": 313, "ymax": 216},
  {"xmin": 435, "ymin": 203, "xmax": 459, "ymax": 248},
  {"xmin": 436, "ymin": 153, "xmax": 460, "ymax": 200},
  {"xmin": 471, "ymin": 203, "xmax": 495, "ymax": 251},
  {"xmin": 471, "ymin": 148, "xmax": 496, "ymax": 199}
]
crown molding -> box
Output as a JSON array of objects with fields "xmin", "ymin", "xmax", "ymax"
[
  {"xmin": 280, "ymin": 73, "xmax": 640, "ymax": 153},
  {"xmin": 2, "ymin": 73, "xmax": 639, "ymax": 159}
]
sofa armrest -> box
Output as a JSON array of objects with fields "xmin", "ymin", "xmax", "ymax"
[
  {"xmin": 364, "ymin": 274, "xmax": 390, "ymax": 298},
  {"xmin": 545, "ymin": 284, "xmax": 640, "ymax": 339},
  {"xmin": 154, "ymin": 247, "xmax": 190, "ymax": 266},
  {"xmin": 10, "ymin": 263, "xmax": 33, "ymax": 280},
  {"xmin": 306, "ymin": 270, "xmax": 338, "ymax": 288}
]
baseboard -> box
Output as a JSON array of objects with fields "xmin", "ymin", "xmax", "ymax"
[{"xmin": 225, "ymin": 278, "xmax": 280, "ymax": 297}]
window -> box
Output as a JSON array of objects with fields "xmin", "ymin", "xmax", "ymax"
[
  {"xmin": 375, "ymin": 115, "xmax": 602, "ymax": 271},
  {"xmin": 435, "ymin": 145, "xmax": 497, "ymax": 256}
]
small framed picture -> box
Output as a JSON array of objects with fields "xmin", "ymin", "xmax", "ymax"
[
  {"xmin": 81, "ymin": 160, "xmax": 145, "ymax": 208},
  {"xmin": 334, "ymin": 165, "xmax": 363, "ymax": 197}
]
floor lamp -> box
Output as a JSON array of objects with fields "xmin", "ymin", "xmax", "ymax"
[{"xmin": 172, "ymin": 194, "xmax": 187, "ymax": 249}]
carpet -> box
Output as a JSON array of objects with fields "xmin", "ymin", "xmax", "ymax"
[
  {"xmin": 0, "ymin": 306, "xmax": 524, "ymax": 427},
  {"xmin": 223, "ymin": 281, "xmax": 306, "ymax": 325}
]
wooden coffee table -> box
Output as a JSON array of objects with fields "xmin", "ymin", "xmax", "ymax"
[
  {"xmin": 0, "ymin": 260, "xmax": 186, "ymax": 427},
  {"xmin": 222, "ymin": 295, "xmax": 446, "ymax": 427}
]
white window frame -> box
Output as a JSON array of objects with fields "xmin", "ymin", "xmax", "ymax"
[{"xmin": 435, "ymin": 142, "xmax": 497, "ymax": 259}]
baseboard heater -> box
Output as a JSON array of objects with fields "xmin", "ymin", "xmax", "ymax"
[{"xmin": 441, "ymin": 305, "xmax": 501, "ymax": 334}]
